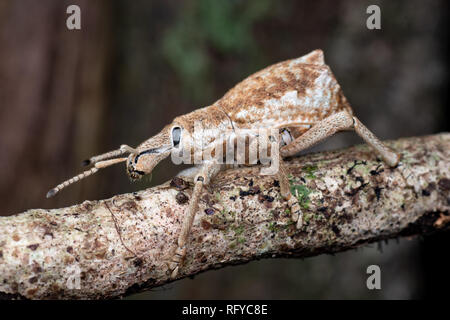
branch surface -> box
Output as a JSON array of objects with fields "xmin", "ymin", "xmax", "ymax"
[{"xmin": 0, "ymin": 134, "xmax": 449, "ymax": 299}]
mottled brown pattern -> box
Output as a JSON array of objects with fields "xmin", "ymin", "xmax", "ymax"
[
  {"xmin": 128, "ymin": 50, "xmax": 356, "ymax": 181},
  {"xmin": 173, "ymin": 106, "xmax": 232, "ymax": 133},
  {"xmin": 58, "ymin": 50, "xmax": 357, "ymax": 196},
  {"xmin": 211, "ymin": 50, "xmax": 352, "ymax": 128},
  {"xmin": 156, "ymin": 50, "xmax": 352, "ymax": 136}
]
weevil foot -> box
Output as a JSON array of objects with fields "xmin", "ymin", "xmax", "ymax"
[
  {"xmin": 167, "ymin": 246, "xmax": 186, "ymax": 279},
  {"xmin": 287, "ymin": 196, "xmax": 303, "ymax": 229},
  {"xmin": 296, "ymin": 214, "xmax": 303, "ymax": 229},
  {"xmin": 169, "ymin": 265, "xmax": 179, "ymax": 279}
]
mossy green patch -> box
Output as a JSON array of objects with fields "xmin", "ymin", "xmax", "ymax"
[
  {"xmin": 267, "ymin": 221, "xmax": 295, "ymax": 232},
  {"xmin": 232, "ymin": 224, "xmax": 244, "ymax": 236},
  {"xmin": 303, "ymin": 165, "xmax": 318, "ymax": 179},
  {"xmin": 303, "ymin": 214, "xmax": 311, "ymax": 224},
  {"xmin": 229, "ymin": 236, "xmax": 246, "ymax": 248},
  {"xmin": 289, "ymin": 184, "xmax": 311, "ymax": 209},
  {"xmin": 268, "ymin": 222, "xmax": 277, "ymax": 232}
]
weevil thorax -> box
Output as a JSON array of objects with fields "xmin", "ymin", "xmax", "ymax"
[{"xmin": 170, "ymin": 106, "xmax": 235, "ymax": 161}]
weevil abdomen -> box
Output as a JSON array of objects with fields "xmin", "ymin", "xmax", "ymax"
[{"xmin": 215, "ymin": 49, "xmax": 353, "ymax": 130}]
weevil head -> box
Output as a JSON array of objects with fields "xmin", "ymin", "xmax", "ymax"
[
  {"xmin": 126, "ymin": 152, "xmax": 163, "ymax": 181},
  {"xmin": 126, "ymin": 124, "xmax": 184, "ymax": 181}
]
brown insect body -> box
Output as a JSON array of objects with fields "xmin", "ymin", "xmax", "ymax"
[
  {"xmin": 133, "ymin": 49, "xmax": 351, "ymax": 175},
  {"xmin": 217, "ymin": 49, "xmax": 352, "ymax": 129},
  {"xmin": 47, "ymin": 49, "xmax": 399, "ymax": 279}
]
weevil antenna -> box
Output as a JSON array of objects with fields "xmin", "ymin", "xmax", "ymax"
[
  {"xmin": 82, "ymin": 145, "xmax": 138, "ymax": 166},
  {"xmin": 46, "ymin": 158, "xmax": 127, "ymax": 198}
]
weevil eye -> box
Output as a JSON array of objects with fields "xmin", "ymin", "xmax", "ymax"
[{"xmin": 171, "ymin": 126, "xmax": 181, "ymax": 147}]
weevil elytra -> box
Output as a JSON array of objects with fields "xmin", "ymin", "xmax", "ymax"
[{"xmin": 47, "ymin": 49, "xmax": 399, "ymax": 278}]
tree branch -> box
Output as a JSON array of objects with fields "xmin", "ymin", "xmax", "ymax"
[{"xmin": 0, "ymin": 134, "xmax": 449, "ymax": 299}]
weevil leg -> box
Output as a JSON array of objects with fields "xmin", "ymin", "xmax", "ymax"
[
  {"xmin": 277, "ymin": 158, "xmax": 303, "ymax": 229},
  {"xmin": 168, "ymin": 162, "xmax": 222, "ymax": 279},
  {"xmin": 280, "ymin": 111, "xmax": 399, "ymax": 167},
  {"xmin": 352, "ymin": 117, "xmax": 399, "ymax": 167},
  {"xmin": 259, "ymin": 131, "xmax": 304, "ymax": 228},
  {"xmin": 175, "ymin": 166, "xmax": 202, "ymax": 180}
]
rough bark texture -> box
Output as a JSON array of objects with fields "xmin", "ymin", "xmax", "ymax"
[{"xmin": 0, "ymin": 134, "xmax": 449, "ymax": 299}]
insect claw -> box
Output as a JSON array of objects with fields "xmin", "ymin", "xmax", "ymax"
[
  {"xmin": 170, "ymin": 266, "xmax": 179, "ymax": 279},
  {"xmin": 46, "ymin": 188, "xmax": 58, "ymax": 198},
  {"xmin": 296, "ymin": 216, "xmax": 303, "ymax": 229}
]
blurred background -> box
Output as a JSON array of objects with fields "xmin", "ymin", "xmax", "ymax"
[{"xmin": 0, "ymin": 0, "xmax": 448, "ymax": 299}]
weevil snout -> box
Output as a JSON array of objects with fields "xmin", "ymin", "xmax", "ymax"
[
  {"xmin": 125, "ymin": 124, "xmax": 177, "ymax": 180},
  {"xmin": 126, "ymin": 155, "xmax": 146, "ymax": 181},
  {"xmin": 126, "ymin": 145, "xmax": 172, "ymax": 181},
  {"xmin": 126, "ymin": 151, "xmax": 156, "ymax": 181}
]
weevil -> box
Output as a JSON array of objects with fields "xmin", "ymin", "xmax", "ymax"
[{"xmin": 47, "ymin": 49, "xmax": 400, "ymax": 278}]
